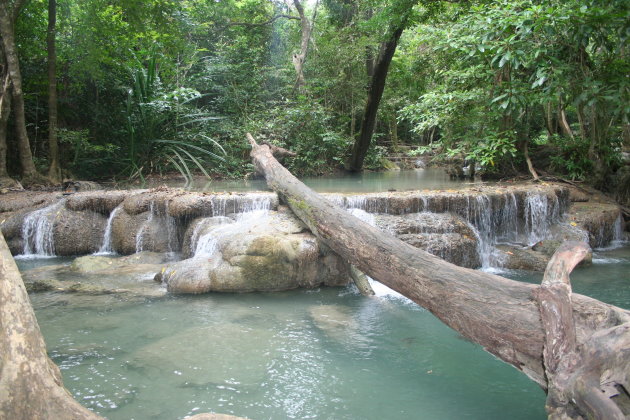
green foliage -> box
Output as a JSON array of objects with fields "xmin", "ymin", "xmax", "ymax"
[
  {"xmin": 8, "ymin": 0, "xmax": 628, "ymax": 185},
  {"xmin": 122, "ymin": 55, "xmax": 225, "ymax": 182},
  {"xmin": 250, "ymin": 98, "xmax": 351, "ymax": 176},
  {"xmin": 548, "ymin": 135, "xmax": 593, "ymax": 180}
]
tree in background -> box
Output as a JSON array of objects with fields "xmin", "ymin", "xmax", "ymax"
[{"xmin": 0, "ymin": 0, "xmax": 45, "ymax": 183}]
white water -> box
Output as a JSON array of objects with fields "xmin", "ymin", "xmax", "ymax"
[
  {"xmin": 135, "ymin": 202, "xmax": 155, "ymax": 253},
  {"xmin": 192, "ymin": 197, "xmax": 272, "ymax": 259},
  {"xmin": 95, "ymin": 205, "xmax": 123, "ymax": 255},
  {"xmin": 18, "ymin": 201, "xmax": 65, "ymax": 258}
]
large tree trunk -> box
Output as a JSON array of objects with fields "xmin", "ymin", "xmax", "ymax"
[
  {"xmin": 47, "ymin": 0, "xmax": 61, "ymax": 183},
  {"xmin": 247, "ymin": 133, "xmax": 630, "ymax": 419},
  {"xmin": 347, "ymin": 25, "xmax": 404, "ymax": 172},
  {"xmin": 0, "ymin": 232, "xmax": 104, "ymax": 420},
  {"xmin": 0, "ymin": 1, "xmax": 42, "ymax": 181},
  {"xmin": 0, "ymin": 68, "xmax": 11, "ymax": 178}
]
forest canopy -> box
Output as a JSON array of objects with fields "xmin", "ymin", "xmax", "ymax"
[{"xmin": 0, "ymin": 0, "xmax": 628, "ymax": 188}]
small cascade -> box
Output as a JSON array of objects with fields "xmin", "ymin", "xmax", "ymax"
[
  {"xmin": 192, "ymin": 221, "xmax": 222, "ymax": 258},
  {"xmin": 192, "ymin": 197, "xmax": 272, "ymax": 259},
  {"xmin": 347, "ymin": 208, "xmax": 375, "ymax": 226},
  {"xmin": 95, "ymin": 205, "xmax": 123, "ymax": 255},
  {"xmin": 464, "ymin": 196, "xmax": 500, "ymax": 268},
  {"xmin": 524, "ymin": 191, "xmax": 560, "ymax": 245},
  {"xmin": 163, "ymin": 202, "xmax": 178, "ymax": 253},
  {"xmin": 20, "ymin": 200, "xmax": 64, "ymax": 258},
  {"xmin": 211, "ymin": 196, "xmax": 228, "ymax": 217},
  {"xmin": 135, "ymin": 202, "xmax": 155, "ymax": 253}
]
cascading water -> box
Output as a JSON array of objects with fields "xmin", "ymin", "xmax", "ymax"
[
  {"xmin": 135, "ymin": 202, "xmax": 155, "ymax": 253},
  {"xmin": 163, "ymin": 202, "xmax": 178, "ymax": 253},
  {"xmin": 524, "ymin": 191, "xmax": 560, "ymax": 245},
  {"xmin": 95, "ymin": 205, "xmax": 123, "ymax": 255},
  {"xmin": 20, "ymin": 200, "xmax": 64, "ymax": 258},
  {"xmin": 192, "ymin": 196, "xmax": 272, "ymax": 259}
]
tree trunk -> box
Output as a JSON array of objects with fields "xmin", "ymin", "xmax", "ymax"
[
  {"xmin": 347, "ymin": 25, "xmax": 404, "ymax": 171},
  {"xmin": 247, "ymin": 133, "xmax": 630, "ymax": 419},
  {"xmin": 0, "ymin": 70, "xmax": 11, "ymax": 178},
  {"xmin": 291, "ymin": 0, "xmax": 317, "ymax": 92},
  {"xmin": 0, "ymin": 2, "xmax": 42, "ymax": 180},
  {"xmin": 0, "ymin": 232, "xmax": 104, "ymax": 420},
  {"xmin": 47, "ymin": 0, "xmax": 61, "ymax": 183}
]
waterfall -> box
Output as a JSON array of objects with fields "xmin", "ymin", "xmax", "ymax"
[
  {"xmin": 211, "ymin": 196, "xmax": 228, "ymax": 217},
  {"xmin": 464, "ymin": 195, "xmax": 501, "ymax": 269},
  {"xmin": 19, "ymin": 200, "xmax": 64, "ymax": 258},
  {"xmin": 192, "ymin": 198, "xmax": 271, "ymax": 259},
  {"xmin": 135, "ymin": 202, "xmax": 155, "ymax": 253},
  {"xmin": 95, "ymin": 205, "xmax": 123, "ymax": 255},
  {"xmin": 524, "ymin": 191, "xmax": 560, "ymax": 245},
  {"xmin": 164, "ymin": 202, "xmax": 178, "ymax": 253}
]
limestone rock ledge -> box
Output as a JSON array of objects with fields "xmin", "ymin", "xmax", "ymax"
[{"xmin": 156, "ymin": 210, "xmax": 351, "ymax": 293}]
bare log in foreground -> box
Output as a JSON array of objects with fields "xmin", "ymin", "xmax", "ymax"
[
  {"xmin": 0, "ymin": 232, "xmax": 103, "ymax": 420},
  {"xmin": 247, "ymin": 133, "xmax": 630, "ymax": 419}
]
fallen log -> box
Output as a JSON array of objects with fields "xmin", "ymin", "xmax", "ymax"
[{"xmin": 247, "ymin": 133, "xmax": 630, "ymax": 419}]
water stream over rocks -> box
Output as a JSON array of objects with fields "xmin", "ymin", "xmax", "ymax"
[{"xmin": 4, "ymin": 176, "xmax": 628, "ymax": 420}]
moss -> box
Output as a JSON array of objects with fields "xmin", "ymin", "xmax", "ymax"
[{"xmin": 239, "ymin": 236, "xmax": 296, "ymax": 290}]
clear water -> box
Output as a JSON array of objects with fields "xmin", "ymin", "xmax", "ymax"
[
  {"xmin": 122, "ymin": 169, "xmax": 473, "ymax": 193},
  {"xmin": 18, "ymin": 246, "xmax": 628, "ymax": 420}
]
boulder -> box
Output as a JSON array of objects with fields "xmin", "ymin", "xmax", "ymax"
[
  {"xmin": 375, "ymin": 212, "xmax": 480, "ymax": 268},
  {"xmin": 157, "ymin": 211, "xmax": 350, "ymax": 293},
  {"xmin": 52, "ymin": 208, "xmax": 107, "ymax": 256},
  {"xmin": 111, "ymin": 210, "xmax": 179, "ymax": 254},
  {"xmin": 495, "ymin": 244, "xmax": 549, "ymax": 272},
  {"xmin": 568, "ymin": 202, "xmax": 624, "ymax": 247}
]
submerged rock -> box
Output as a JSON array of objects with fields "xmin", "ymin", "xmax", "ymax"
[
  {"xmin": 22, "ymin": 252, "xmax": 174, "ymax": 297},
  {"xmin": 128, "ymin": 323, "xmax": 276, "ymax": 386},
  {"xmin": 157, "ymin": 211, "xmax": 350, "ymax": 293}
]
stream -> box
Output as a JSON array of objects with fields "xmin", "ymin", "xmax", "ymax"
[{"xmin": 12, "ymin": 170, "xmax": 630, "ymax": 420}]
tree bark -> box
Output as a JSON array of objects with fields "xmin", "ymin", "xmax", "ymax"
[
  {"xmin": 0, "ymin": 68, "xmax": 11, "ymax": 178},
  {"xmin": 247, "ymin": 133, "xmax": 630, "ymax": 418},
  {"xmin": 47, "ymin": 0, "xmax": 61, "ymax": 183},
  {"xmin": 347, "ymin": 25, "xmax": 405, "ymax": 171},
  {"xmin": 0, "ymin": 232, "xmax": 104, "ymax": 420},
  {"xmin": 0, "ymin": 2, "xmax": 42, "ymax": 180},
  {"xmin": 291, "ymin": 0, "xmax": 317, "ymax": 92}
]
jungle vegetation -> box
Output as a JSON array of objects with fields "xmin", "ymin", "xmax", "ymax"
[{"xmin": 0, "ymin": 0, "xmax": 628, "ymax": 187}]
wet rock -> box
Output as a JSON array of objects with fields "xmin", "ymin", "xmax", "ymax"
[
  {"xmin": 111, "ymin": 209, "xmax": 179, "ymax": 254},
  {"xmin": 375, "ymin": 212, "xmax": 480, "ymax": 268},
  {"xmin": 568, "ymin": 188, "xmax": 590, "ymax": 202},
  {"xmin": 23, "ymin": 253, "xmax": 172, "ymax": 296},
  {"xmin": 568, "ymin": 202, "xmax": 623, "ymax": 248},
  {"xmin": 65, "ymin": 190, "xmax": 130, "ymax": 214},
  {"xmin": 0, "ymin": 192, "xmax": 60, "ymax": 240},
  {"xmin": 62, "ymin": 180, "xmax": 102, "ymax": 192},
  {"xmin": 181, "ymin": 216, "xmax": 234, "ymax": 257},
  {"xmin": 496, "ymin": 245, "xmax": 549, "ymax": 271},
  {"xmin": 70, "ymin": 252, "xmax": 175, "ymax": 273},
  {"xmin": 53, "ymin": 207, "xmax": 107, "ymax": 256},
  {"xmin": 167, "ymin": 192, "xmax": 278, "ymax": 219},
  {"xmin": 497, "ymin": 242, "xmax": 592, "ymax": 272},
  {"xmin": 158, "ymin": 211, "xmax": 350, "ymax": 293}
]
